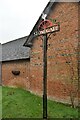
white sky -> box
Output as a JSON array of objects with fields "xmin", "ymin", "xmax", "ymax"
[{"xmin": 0, "ymin": 0, "xmax": 49, "ymax": 44}]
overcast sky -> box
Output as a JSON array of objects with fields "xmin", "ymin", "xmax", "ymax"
[{"xmin": 0, "ymin": 0, "xmax": 49, "ymax": 44}]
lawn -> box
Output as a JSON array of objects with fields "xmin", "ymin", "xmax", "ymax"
[
  {"xmin": 0, "ymin": 86, "xmax": 2, "ymax": 119},
  {"xmin": 2, "ymin": 86, "xmax": 79, "ymax": 118}
]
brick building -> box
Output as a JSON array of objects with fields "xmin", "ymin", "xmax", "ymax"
[
  {"xmin": 2, "ymin": 36, "xmax": 30, "ymax": 90},
  {"xmin": 2, "ymin": 1, "xmax": 79, "ymax": 105},
  {"xmin": 24, "ymin": 1, "xmax": 79, "ymax": 105},
  {"xmin": 0, "ymin": 44, "xmax": 2, "ymax": 85}
]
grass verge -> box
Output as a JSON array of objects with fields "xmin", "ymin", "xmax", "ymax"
[
  {"xmin": 2, "ymin": 86, "xmax": 79, "ymax": 118},
  {"xmin": 0, "ymin": 86, "xmax": 2, "ymax": 119}
]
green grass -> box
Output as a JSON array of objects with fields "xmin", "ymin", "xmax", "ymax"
[
  {"xmin": 2, "ymin": 86, "xmax": 79, "ymax": 118},
  {"xmin": 0, "ymin": 86, "xmax": 2, "ymax": 119}
]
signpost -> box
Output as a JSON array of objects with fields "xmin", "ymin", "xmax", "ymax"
[
  {"xmin": 43, "ymin": 33, "xmax": 48, "ymax": 119},
  {"xmin": 34, "ymin": 19, "xmax": 60, "ymax": 119}
]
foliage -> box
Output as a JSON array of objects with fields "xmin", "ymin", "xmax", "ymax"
[
  {"xmin": 0, "ymin": 86, "xmax": 2, "ymax": 119},
  {"xmin": 49, "ymin": 18, "xmax": 60, "ymax": 25}
]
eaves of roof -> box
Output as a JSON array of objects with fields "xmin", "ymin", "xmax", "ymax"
[{"xmin": 23, "ymin": 0, "xmax": 55, "ymax": 47}]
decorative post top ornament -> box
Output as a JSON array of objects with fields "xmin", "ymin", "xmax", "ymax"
[
  {"xmin": 42, "ymin": 13, "xmax": 47, "ymax": 20},
  {"xmin": 34, "ymin": 18, "xmax": 60, "ymax": 36}
]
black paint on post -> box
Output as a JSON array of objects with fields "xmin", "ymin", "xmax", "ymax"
[{"xmin": 43, "ymin": 34, "xmax": 48, "ymax": 119}]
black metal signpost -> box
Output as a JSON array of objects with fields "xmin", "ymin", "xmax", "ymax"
[
  {"xmin": 43, "ymin": 34, "xmax": 48, "ymax": 119},
  {"xmin": 35, "ymin": 19, "xmax": 60, "ymax": 119}
]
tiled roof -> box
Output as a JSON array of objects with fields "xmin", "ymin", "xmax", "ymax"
[{"xmin": 2, "ymin": 36, "xmax": 30, "ymax": 62}]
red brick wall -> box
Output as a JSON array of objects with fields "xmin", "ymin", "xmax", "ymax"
[
  {"xmin": 30, "ymin": 37, "xmax": 43, "ymax": 95},
  {"xmin": 2, "ymin": 59, "xmax": 30, "ymax": 90},
  {"xmin": 30, "ymin": 2, "xmax": 79, "ymax": 104}
]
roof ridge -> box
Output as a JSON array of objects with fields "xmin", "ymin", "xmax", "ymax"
[{"xmin": 2, "ymin": 36, "xmax": 28, "ymax": 45}]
